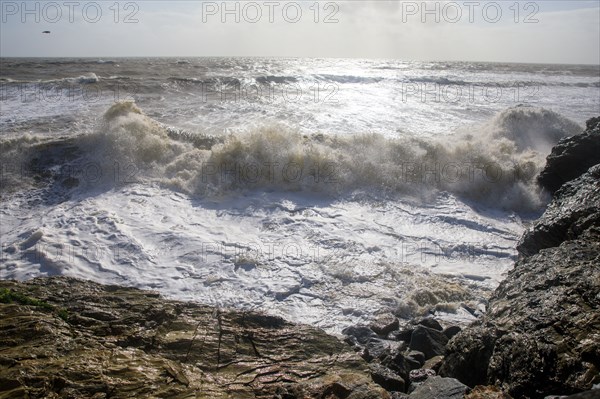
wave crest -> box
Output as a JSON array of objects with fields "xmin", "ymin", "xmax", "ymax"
[
  {"xmin": 2, "ymin": 102, "xmax": 582, "ymax": 211},
  {"xmin": 87, "ymin": 102, "xmax": 580, "ymax": 209}
]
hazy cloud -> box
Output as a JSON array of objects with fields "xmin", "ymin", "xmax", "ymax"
[{"xmin": 0, "ymin": 1, "xmax": 598, "ymax": 64}]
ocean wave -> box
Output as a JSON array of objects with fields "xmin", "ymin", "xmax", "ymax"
[
  {"xmin": 573, "ymin": 81, "xmax": 600, "ymax": 88},
  {"xmin": 314, "ymin": 74, "xmax": 383, "ymax": 84},
  {"xmin": 256, "ymin": 75, "xmax": 298, "ymax": 84},
  {"xmin": 73, "ymin": 73, "xmax": 100, "ymax": 84},
  {"xmin": 167, "ymin": 76, "xmax": 242, "ymax": 86},
  {"xmin": 402, "ymin": 77, "xmax": 599, "ymax": 88},
  {"xmin": 1, "ymin": 102, "xmax": 582, "ymax": 211},
  {"xmin": 41, "ymin": 73, "xmax": 100, "ymax": 84},
  {"xmin": 167, "ymin": 76, "xmax": 201, "ymax": 83},
  {"xmin": 407, "ymin": 76, "xmax": 469, "ymax": 86},
  {"xmin": 43, "ymin": 73, "xmax": 100, "ymax": 84},
  {"xmin": 168, "ymin": 75, "xmax": 304, "ymax": 87},
  {"xmin": 154, "ymin": 77, "xmax": 600, "ymax": 89},
  {"xmin": 0, "ymin": 73, "xmax": 100, "ymax": 85}
]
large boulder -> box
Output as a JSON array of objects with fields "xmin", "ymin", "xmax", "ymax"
[
  {"xmin": 409, "ymin": 325, "xmax": 449, "ymax": 360},
  {"xmin": 370, "ymin": 363, "xmax": 406, "ymax": 392},
  {"xmin": 408, "ymin": 376, "xmax": 468, "ymax": 399},
  {"xmin": 518, "ymin": 163, "xmax": 600, "ymax": 257},
  {"xmin": 441, "ymin": 120, "xmax": 600, "ymax": 398},
  {"xmin": 370, "ymin": 313, "xmax": 400, "ymax": 336},
  {"xmin": 537, "ymin": 116, "xmax": 600, "ymax": 193}
]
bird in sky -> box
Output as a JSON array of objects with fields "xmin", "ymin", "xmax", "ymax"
[{"xmin": 42, "ymin": 31, "xmax": 51, "ymax": 34}]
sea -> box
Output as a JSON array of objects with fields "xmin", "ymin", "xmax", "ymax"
[{"xmin": 1, "ymin": 58, "xmax": 599, "ymax": 333}]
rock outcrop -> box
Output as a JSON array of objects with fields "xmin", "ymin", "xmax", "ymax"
[
  {"xmin": 537, "ymin": 116, "xmax": 600, "ymax": 193},
  {"xmin": 0, "ymin": 277, "xmax": 388, "ymax": 399},
  {"xmin": 408, "ymin": 376, "xmax": 468, "ymax": 399},
  {"xmin": 440, "ymin": 117, "xmax": 600, "ymax": 398},
  {"xmin": 518, "ymin": 164, "xmax": 600, "ymax": 257},
  {"xmin": 342, "ymin": 315, "xmax": 474, "ymax": 396}
]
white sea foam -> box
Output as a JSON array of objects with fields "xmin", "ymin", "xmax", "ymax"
[
  {"xmin": 0, "ymin": 102, "xmax": 582, "ymax": 331},
  {"xmin": 1, "ymin": 58, "xmax": 595, "ymax": 332},
  {"xmin": 0, "ymin": 180, "xmax": 523, "ymax": 332}
]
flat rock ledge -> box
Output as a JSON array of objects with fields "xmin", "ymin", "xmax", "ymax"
[{"xmin": 0, "ymin": 277, "xmax": 388, "ymax": 399}]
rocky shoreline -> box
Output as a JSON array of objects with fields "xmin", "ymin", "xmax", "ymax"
[
  {"xmin": 1, "ymin": 117, "xmax": 599, "ymax": 398},
  {"xmin": 0, "ymin": 276, "xmax": 388, "ymax": 398},
  {"xmin": 440, "ymin": 117, "xmax": 600, "ymax": 397}
]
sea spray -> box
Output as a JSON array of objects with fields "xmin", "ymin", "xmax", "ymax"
[{"xmin": 64, "ymin": 102, "xmax": 580, "ymax": 211}]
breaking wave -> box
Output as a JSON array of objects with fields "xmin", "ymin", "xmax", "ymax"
[
  {"xmin": 256, "ymin": 75, "xmax": 299, "ymax": 84},
  {"xmin": 1, "ymin": 102, "xmax": 582, "ymax": 211},
  {"xmin": 314, "ymin": 74, "xmax": 383, "ymax": 84},
  {"xmin": 0, "ymin": 73, "xmax": 100, "ymax": 85}
]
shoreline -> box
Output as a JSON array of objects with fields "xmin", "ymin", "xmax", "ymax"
[{"xmin": 1, "ymin": 117, "xmax": 599, "ymax": 398}]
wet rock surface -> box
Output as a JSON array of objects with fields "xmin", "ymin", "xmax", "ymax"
[
  {"xmin": 443, "ymin": 206, "xmax": 600, "ymax": 397},
  {"xmin": 342, "ymin": 313, "xmax": 468, "ymax": 395},
  {"xmin": 408, "ymin": 325, "xmax": 448, "ymax": 360},
  {"xmin": 537, "ymin": 116, "xmax": 600, "ymax": 194},
  {"xmin": 518, "ymin": 163, "xmax": 600, "ymax": 257},
  {"xmin": 0, "ymin": 277, "xmax": 388, "ymax": 399},
  {"xmin": 409, "ymin": 376, "xmax": 468, "ymax": 399},
  {"xmin": 370, "ymin": 363, "xmax": 406, "ymax": 392},
  {"xmin": 441, "ymin": 117, "xmax": 600, "ymax": 398}
]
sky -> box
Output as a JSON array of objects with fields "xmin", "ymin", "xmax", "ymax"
[{"xmin": 0, "ymin": 0, "xmax": 599, "ymax": 64}]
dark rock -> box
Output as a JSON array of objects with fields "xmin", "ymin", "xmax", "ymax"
[
  {"xmin": 538, "ymin": 116, "xmax": 600, "ymax": 193},
  {"xmin": 394, "ymin": 327, "xmax": 414, "ymax": 343},
  {"xmin": 441, "ymin": 161, "xmax": 600, "ymax": 397},
  {"xmin": 423, "ymin": 355, "xmax": 444, "ymax": 373},
  {"xmin": 61, "ymin": 176, "xmax": 79, "ymax": 188},
  {"xmin": 370, "ymin": 313, "xmax": 400, "ymax": 336},
  {"xmin": 586, "ymin": 116, "xmax": 598, "ymax": 131},
  {"xmin": 564, "ymin": 391, "xmax": 600, "ymax": 399},
  {"xmin": 518, "ymin": 164, "xmax": 600, "ymax": 257},
  {"xmin": 408, "ymin": 381, "xmax": 425, "ymax": 394},
  {"xmin": 409, "ymin": 376, "xmax": 468, "ymax": 399},
  {"xmin": 405, "ymin": 350, "xmax": 426, "ymax": 369},
  {"xmin": 369, "ymin": 363, "xmax": 406, "ymax": 392},
  {"xmin": 409, "ymin": 368, "xmax": 436, "ymax": 383},
  {"xmin": 363, "ymin": 338, "xmax": 403, "ymax": 362},
  {"xmin": 417, "ymin": 317, "xmax": 443, "ymax": 331},
  {"xmin": 381, "ymin": 346, "xmax": 411, "ymax": 383},
  {"xmin": 440, "ymin": 324, "xmax": 497, "ymax": 388},
  {"xmin": 343, "ymin": 325, "xmax": 378, "ymax": 346},
  {"xmin": 409, "ymin": 325, "xmax": 449, "ymax": 360},
  {"xmin": 443, "ymin": 325, "xmax": 461, "ymax": 340}
]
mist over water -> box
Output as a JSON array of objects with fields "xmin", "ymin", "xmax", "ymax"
[{"xmin": 1, "ymin": 58, "xmax": 598, "ymax": 331}]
